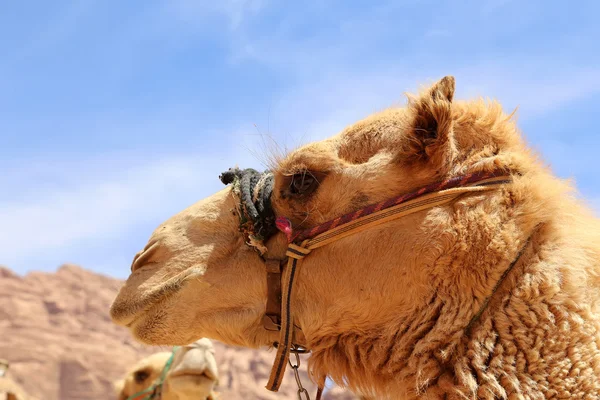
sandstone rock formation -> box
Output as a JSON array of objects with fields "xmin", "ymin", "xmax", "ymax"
[{"xmin": 0, "ymin": 264, "xmax": 355, "ymax": 400}]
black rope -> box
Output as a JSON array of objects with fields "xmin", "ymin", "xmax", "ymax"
[{"xmin": 219, "ymin": 167, "xmax": 278, "ymax": 243}]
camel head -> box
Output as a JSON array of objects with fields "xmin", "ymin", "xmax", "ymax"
[
  {"xmin": 114, "ymin": 339, "xmax": 219, "ymax": 400},
  {"xmin": 111, "ymin": 75, "xmax": 557, "ymax": 392}
]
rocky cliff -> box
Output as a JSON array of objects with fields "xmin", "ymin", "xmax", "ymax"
[{"xmin": 0, "ymin": 264, "xmax": 355, "ymax": 400}]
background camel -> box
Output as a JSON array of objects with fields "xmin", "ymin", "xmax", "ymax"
[
  {"xmin": 0, "ymin": 360, "xmax": 36, "ymax": 400},
  {"xmin": 114, "ymin": 338, "xmax": 219, "ymax": 400},
  {"xmin": 111, "ymin": 76, "xmax": 600, "ymax": 399},
  {"xmin": 0, "ymin": 377, "xmax": 32, "ymax": 400}
]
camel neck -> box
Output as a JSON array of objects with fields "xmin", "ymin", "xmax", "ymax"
[{"xmin": 306, "ymin": 225, "xmax": 600, "ymax": 398}]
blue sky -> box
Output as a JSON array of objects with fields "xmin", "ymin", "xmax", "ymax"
[{"xmin": 1, "ymin": 0, "xmax": 599, "ymax": 279}]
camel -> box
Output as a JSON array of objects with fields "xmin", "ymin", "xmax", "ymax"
[
  {"xmin": 0, "ymin": 360, "xmax": 35, "ymax": 400},
  {"xmin": 110, "ymin": 75, "xmax": 600, "ymax": 399},
  {"xmin": 114, "ymin": 339, "xmax": 219, "ymax": 400}
]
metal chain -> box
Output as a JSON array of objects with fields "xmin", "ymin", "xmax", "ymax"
[{"xmin": 289, "ymin": 347, "xmax": 311, "ymax": 400}]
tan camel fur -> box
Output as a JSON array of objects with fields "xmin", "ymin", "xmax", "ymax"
[
  {"xmin": 114, "ymin": 339, "xmax": 219, "ymax": 400},
  {"xmin": 111, "ymin": 76, "xmax": 600, "ymax": 399},
  {"xmin": 0, "ymin": 377, "xmax": 33, "ymax": 400},
  {"xmin": 0, "ymin": 360, "xmax": 34, "ymax": 400}
]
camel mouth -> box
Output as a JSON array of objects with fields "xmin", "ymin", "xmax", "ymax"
[
  {"xmin": 122, "ymin": 309, "xmax": 143, "ymax": 329},
  {"xmin": 110, "ymin": 266, "xmax": 205, "ymax": 327},
  {"xmin": 169, "ymin": 369, "xmax": 216, "ymax": 381},
  {"xmin": 110, "ymin": 285, "xmax": 174, "ymax": 327}
]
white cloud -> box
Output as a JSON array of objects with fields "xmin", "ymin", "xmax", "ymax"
[
  {"xmin": 1, "ymin": 158, "xmax": 193, "ymax": 251},
  {"xmin": 256, "ymin": 72, "xmax": 416, "ymax": 147},
  {"xmin": 454, "ymin": 64, "xmax": 600, "ymax": 118},
  {"xmin": 224, "ymin": 18, "xmax": 600, "ymax": 124},
  {"xmin": 0, "ymin": 147, "xmax": 262, "ymax": 276},
  {"xmin": 244, "ymin": 60, "xmax": 600, "ymax": 155}
]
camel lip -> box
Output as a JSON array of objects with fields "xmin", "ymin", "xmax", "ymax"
[
  {"xmin": 111, "ymin": 293, "xmax": 167, "ymax": 329},
  {"xmin": 111, "ymin": 267, "xmax": 205, "ymax": 327},
  {"xmin": 108, "ymin": 303, "xmax": 142, "ymax": 327},
  {"xmin": 110, "ymin": 295, "xmax": 160, "ymax": 328},
  {"xmin": 123, "ymin": 312, "xmax": 140, "ymax": 328},
  {"xmin": 169, "ymin": 370, "xmax": 215, "ymax": 381}
]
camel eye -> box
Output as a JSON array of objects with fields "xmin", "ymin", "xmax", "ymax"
[
  {"xmin": 290, "ymin": 172, "xmax": 318, "ymax": 195},
  {"xmin": 134, "ymin": 370, "xmax": 150, "ymax": 383}
]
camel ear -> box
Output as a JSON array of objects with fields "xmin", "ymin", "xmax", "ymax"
[{"xmin": 407, "ymin": 76, "xmax": 456, "ymax": 164}]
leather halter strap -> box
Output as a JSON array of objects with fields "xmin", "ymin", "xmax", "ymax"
[
  {"xmin": 262, "ymin": 259, "xmax": 307, "ymax": 345},
  {"xmin": 264, "ymin": 170, "xmax": 513, "ymax": 392}
]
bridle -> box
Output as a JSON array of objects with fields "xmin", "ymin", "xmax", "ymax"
[
  {"xmin": 126, "ymin": 347, "xmax": 178, "ymax": 400},
  {"xmin": 220, "ymin": 168, "xmax": 516, "ymax": 399}
]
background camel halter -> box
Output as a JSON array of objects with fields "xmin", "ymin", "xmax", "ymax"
[
  {"xmin": 126, "ymin": 347, "xmax": 178, "ymax": 400},
  {"xmin": 221, "ymin": 168, "xmax": 513, "ymax": 397}
]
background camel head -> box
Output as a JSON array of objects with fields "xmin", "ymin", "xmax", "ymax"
[
  {"xmin": 114, "ymin": 338, "xmax": 219, "ymax": 400},
  {"xmin": 110, "ymin": 76, "xmax": 533, "ymax": 349}
]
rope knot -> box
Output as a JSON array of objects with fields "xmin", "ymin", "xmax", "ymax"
[{"xmin": 220, "ymin": 167, "xmax": 277, "ymax": 254}]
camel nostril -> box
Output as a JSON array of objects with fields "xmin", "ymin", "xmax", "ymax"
[
  {"xmin": 143, "ymin": 238, "xmax": 160, "ymax": 252},
  {"xmin": 130, "ymin": 250, "xmax": 143, "ymax": 273},
  {"xmin": 131, "ymin": 240, "xmax": 161, "ymax": 273}
]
